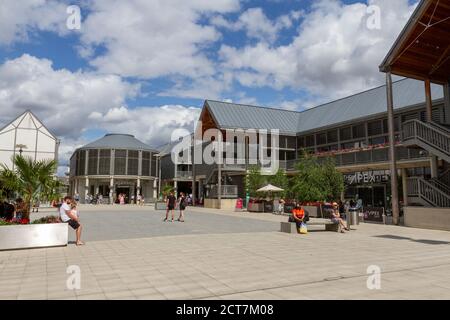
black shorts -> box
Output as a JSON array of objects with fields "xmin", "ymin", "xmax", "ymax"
[
  {"xmin": 67, "ymin": 219, "xmax": 80, "ymax": 230},
  {"xmin": 167, "ymin": 205, "xmax": 175, "ymax": 210}
]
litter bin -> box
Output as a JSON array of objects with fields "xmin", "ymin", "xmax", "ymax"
[{"xmin": 349, "ymin": 208, "xmax": 360, "ymax": 225}]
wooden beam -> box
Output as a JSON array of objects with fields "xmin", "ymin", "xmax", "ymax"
[{"xmin": 386, "ymin": 72, "xmax": 400, "ymax": 225}]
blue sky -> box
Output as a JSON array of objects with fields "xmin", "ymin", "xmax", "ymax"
[{"xmin": 0, "ymin": 0, "xmax": 418, "ymax": 171}]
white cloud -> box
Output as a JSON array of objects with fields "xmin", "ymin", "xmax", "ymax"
[
  {"xmin": 211, "ymin": 8, "xmax": 303, "ymax": 43},
  {"xmin": 0, "ymin": 0, "xmax": 69, "ymax": 45},
  {"xmin": 88, "ymin": 105, "xmax": 202, "ymax": 148},
  {"xmin": 78, "ymin": 0, "xmax": 240, "ymax": 79},
  {"xmin": 0, "ymin": 54, "xmax": 139, "ymax": 138},
  {"xmin": 219, "ymin": 0, "xmax": 418, "ymax": 100}
]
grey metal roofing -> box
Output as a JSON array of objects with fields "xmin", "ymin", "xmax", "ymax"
[
  {"xmin": 205, "ymin": 101, "xmax": 300, "ymax": 135},
  {"xmin": 80, "ymin": 134, "xmax": 157, "ymax": 152},
  {"xmin": 205, "ymin": 78, "xmax": 444, "ymax": 135}
]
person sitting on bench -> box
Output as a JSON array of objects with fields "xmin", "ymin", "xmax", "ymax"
[
  {"xmin": 331, "ymin": 202, "xmax": 349, "ymax": 233},
  {"xmin": 292, "ymin": 205, "xmax": 308, "ymax": 233}
]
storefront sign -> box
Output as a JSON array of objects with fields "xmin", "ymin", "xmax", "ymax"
[
  {"xmin": 345, "ymin": 171, "xmax": 390, "ymax": 185},
  {"xmin": 363, "ymin": 207, "xmax": 385, "ymax": 223}
]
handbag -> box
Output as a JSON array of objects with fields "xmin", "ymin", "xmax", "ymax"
[{"xmin": 299, "ymin": 222, "xmax": 308, "ymax": 234}]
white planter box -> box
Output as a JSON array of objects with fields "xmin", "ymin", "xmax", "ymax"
[{"xmin": 0, "ymin": 223, "xmax": 68, "ymax": 251}]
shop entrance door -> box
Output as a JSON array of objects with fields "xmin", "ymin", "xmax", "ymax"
[
  {"xmin": 116, "ymin": 187, "xmax": 130, "ymax": 204},
  {"xmin": 356, "ymin": 185, "xmax": 386, "ymax": 208}
]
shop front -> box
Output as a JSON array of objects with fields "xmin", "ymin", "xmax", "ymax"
[{"xmin": 344, "ymin": 170, "xmax": 391, "ymax": 210}]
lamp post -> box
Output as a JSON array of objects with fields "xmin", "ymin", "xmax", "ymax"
[{"xmin": 15, "ymin": 144, "xmax": 27, "ymax": 156}]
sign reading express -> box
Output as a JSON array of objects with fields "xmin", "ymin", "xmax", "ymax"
[
  {"xmin": 363, "ymin": 207, "xmax": 385, "ymax": 223},
  {"xmin": 345, "ymin": 171, "xmax": 390, "ymax": 185}
]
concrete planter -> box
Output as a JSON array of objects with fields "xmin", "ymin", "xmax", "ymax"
[
  {"xmin": 247, "ymin": 202, "xmax": 264, "ymax": 212},
  {"xmin": 0, "ymin": 223, "xmax": 68, "ymax": 251},
  {"xmin": 155, "ymin": 202, "xmax": 167, "ymax": 210}
]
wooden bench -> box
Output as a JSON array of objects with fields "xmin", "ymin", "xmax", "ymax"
[{"xmin": 280, "ymin": 220, "xmax": 341, "ymax": 233}]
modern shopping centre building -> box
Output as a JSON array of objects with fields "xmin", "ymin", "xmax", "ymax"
[
  {"xmin": 69, "ymin": 134, "xmax": 159, "ymax": 204},
  {"xmin": 70, "ymin": 0, "xmax": 449, "ymax": 229}
]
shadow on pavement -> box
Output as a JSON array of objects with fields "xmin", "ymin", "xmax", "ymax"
[{"xmin": 374, "ymin": 235, "xmax": 450, "ymax": 245}]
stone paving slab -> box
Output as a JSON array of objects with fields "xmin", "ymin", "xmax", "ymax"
[{"xmin": 1, "ymin": 213, "xmax": 450, "ymax": 300}]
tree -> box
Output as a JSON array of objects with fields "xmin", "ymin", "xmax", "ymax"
[
  {"xmin": 0, "ymin": 155, "xmax": 58, "ymax": 220},
  {"xmin": 162, "ymin": 184, "xmax": 174, "ymax": 197},
  {"xmin": 292, "ymin": 155, "xmax": 325, "ymax": 203},
  {"xmin": 292, "ymin": 153, "xmax": 344, "ymax": 203},
  {"xmin": 269, "ymin": 169, "xmax": 289, "ymax": 198},
  {"xmin": 321, "ymin": 157, "xmax": 345, "ymax": 202},
  {"xmin": 245, "ymin": 166, "xmax": 265, "ymax": 197}
]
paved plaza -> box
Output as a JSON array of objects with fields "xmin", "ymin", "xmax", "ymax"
[{"xmin": 1, "ymin": 205, "xmax": 450, "ymax": 300}]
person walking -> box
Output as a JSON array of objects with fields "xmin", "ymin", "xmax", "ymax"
[
  {"xmin": 177, "ymin": 192, "xmax": 186, "ymax": 222},
  {"xmin": 164, "ymin": 191, "xmax": 176, "ymax": 222},
  {"xmin": 59, "ymin": 196, "xmax": 84, "ymax": 246}
]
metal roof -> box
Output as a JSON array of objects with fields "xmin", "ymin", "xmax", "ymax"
[
  {"xmin": 80, "ymin": 134, "xmax": 157, "ymax": 152},
  {"xmin": 205, "ymin": 78, "xmax": 444, "ymax": 135},
  {"xmin": 205, "ymin": 100, "xmax": 300, "ymax": 135}
]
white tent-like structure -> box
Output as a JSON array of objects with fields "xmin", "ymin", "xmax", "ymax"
[{"xmin": 0, "ymin": 111, "xmax": 59, "ymax": 170}]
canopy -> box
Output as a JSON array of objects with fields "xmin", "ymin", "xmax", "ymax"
[{"xmin": 257, "ymin": 184, "xmax": 284, "ymax": 192}]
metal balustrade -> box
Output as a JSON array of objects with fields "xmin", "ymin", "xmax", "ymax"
[
  {"xmin": 402, "ymin": 120, "xmax": 450, "ymax": 162},
  {"xmin": 209, "ymin": 185, "xmax": 238, "ymax": 199},
  {"xmin": 407, "ymin": 177, "xmax": 450, "ymax": 208}
]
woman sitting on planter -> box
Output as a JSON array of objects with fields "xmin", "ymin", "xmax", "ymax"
[{"xmin": 292, "ymin": 205, "xmax": 307, "ymax": 233}]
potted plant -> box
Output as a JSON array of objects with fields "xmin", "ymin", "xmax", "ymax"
[{"xmin": 0, "ymin": 155, "xmax": 68, "ymax": 251}]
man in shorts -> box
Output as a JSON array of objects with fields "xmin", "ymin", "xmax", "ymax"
[
  {"xmin": 164, "ymin": 191, "xmax": 176, "ymax": 222},
  {"xmin": 59, "ymin": 196, "xmax": 84, "ymax": 245}
]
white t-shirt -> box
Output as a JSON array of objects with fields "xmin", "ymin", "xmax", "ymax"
[{"xmin": 59, "ymin": 203, "xmax": 71, "ymax": 222}]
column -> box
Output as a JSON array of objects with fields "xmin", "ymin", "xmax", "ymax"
[
  {"xmin": 401, "ymin": 168, "xmax": 409, "ymax": 207},
  {"xmin": 137, "ymin": 178, "xmax": 141, "ymax": 199},
  {"xmin": 386, "ymin": 72, "xmax": 400, "ymax": 225},
  {"xmin": 153, "ymin": 179, "xmax": 157, "ymax": 200},
  {"xmin": 218, "ymin": 163, "xmax": 222, "ymax": 209},
  {"xmin": 174, "ymin": 180, "xmax": 178, "ymax": 198},
  {"xmin": 109, "ymin": 177, "xmax": 114, "ymax": 205},
  {"xmin": 425, "ymin": 79, "xmax": 439, "ymax": 178},
  {"xmin": 192, "ymin": 162, "xmax": 196, "ymax": 206},
  {"xmin": 85, "ymin": 177, "xmax": 89, "ymax": 203},
  {"xmin": 444, "ymin": 81, "xmax": 450, "ymax": 125}
]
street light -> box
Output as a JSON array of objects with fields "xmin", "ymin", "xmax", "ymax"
[{"xmin": 15, "ymin": 144, "xmax": 27, "ymax": 156}]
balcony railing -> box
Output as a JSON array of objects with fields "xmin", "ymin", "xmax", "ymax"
[
  {"xmin": 208, "ymin": 185, "xmax": 238, "ymax": 199},
  {"xmin": 176, "ymin": 171, "xmax": 192, "ymax": 179},
  {"xmin": 318, "ymin": 146, "xmax": 428, "ymax": 167}
]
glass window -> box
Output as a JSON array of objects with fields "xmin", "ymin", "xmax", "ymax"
[
  {"xmin": 297, "ymin": 137, "xmax": 305, "ymax": 148},
  {"xmin": 316, "ymin": 132, "xmax": 327, "ymax": 145},
  {"xmin": 98, "ymin": 149, "xmax": 111, "ymax": 175},
  {"xmin": 368, "ymin": 120, "xmax": 383, "ymax": 136},
  {"xmin": 305, "ymin": 135, "xmax": 315, "ymax": 147},
  {"xmin": 114, "ymin": 150, "xmax": 126, "ymax": 175},
  {"xmin": 340, "ymin": 127, "xmax": 352, "ymax": 140},
  {"xmin": 88, "ymin": 149, "xmax": 98, "ymax": 175},
  {"xmin": 142, "ymin": 151, "xmax": 150, "ymax": 176},
  {"xmin": 327, "ymin": 130, "xmax": 338, "ymax": 143},
  {"xmin": 369, "ymin": 136, "xmax": 387, "ymax": 145},
  {"xmin": 128, "ymin": 150, "xmax": 139, "ymax": 176},
  {"xmin": 151, "ymin": 154, "xmax": 157, "ymax": 177},
  {"xmin": 352, "ymin": 124, "xmax": 366, "ymax": 139}
]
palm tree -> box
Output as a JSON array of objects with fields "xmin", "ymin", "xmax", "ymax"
[{"xmin": 0, "ymin": 155, "xmax": 58, "ymax": 220}]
